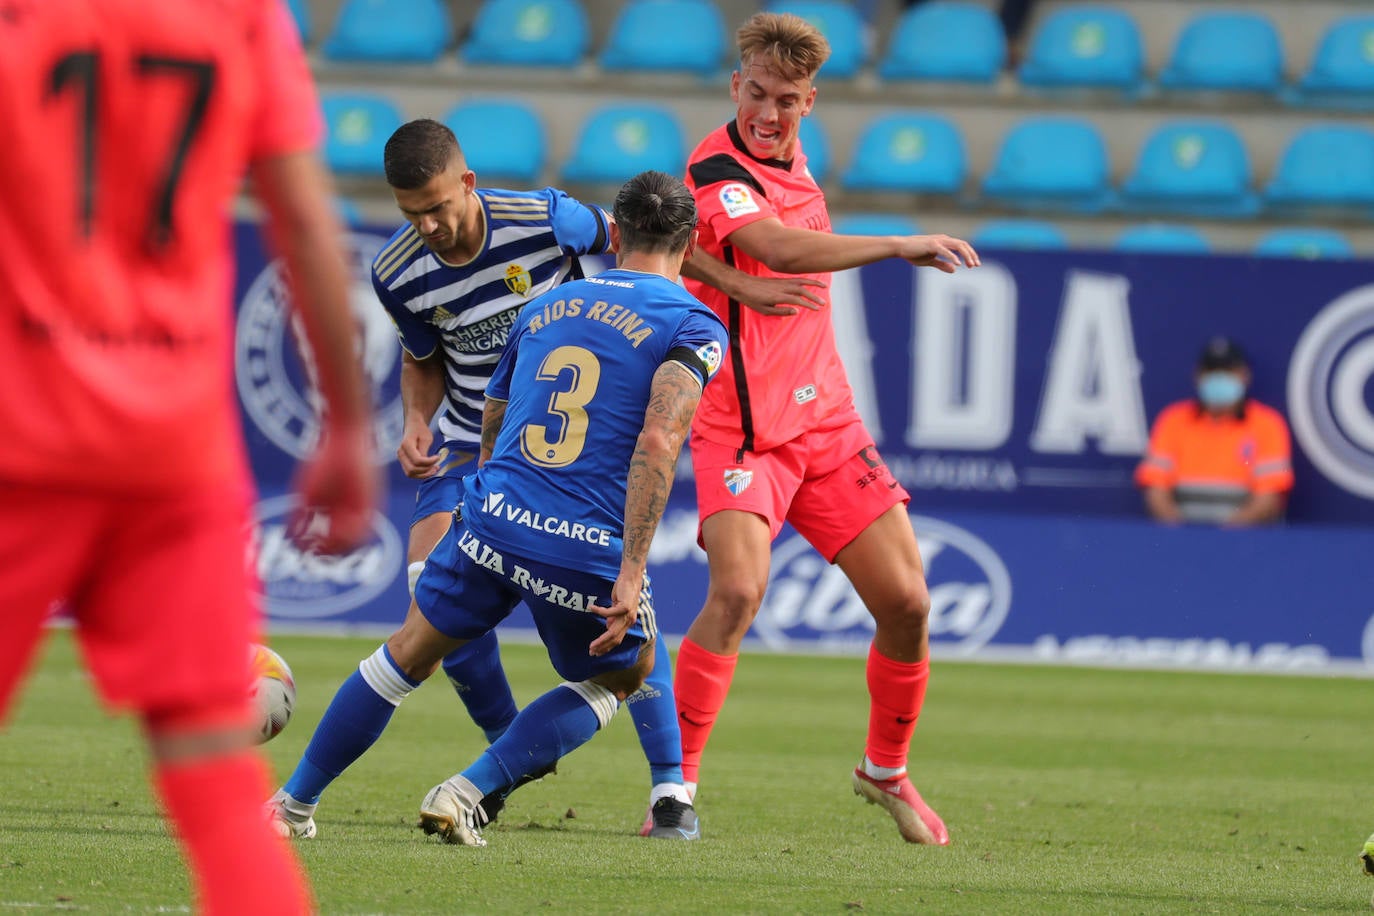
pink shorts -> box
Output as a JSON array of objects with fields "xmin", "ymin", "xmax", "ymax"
[
  {"xmin": 0, "ymin": 480, "xmax": 260, "ymax": 724},
  {"xmin": 690, "ymin": 414, "xmax": 910, "ymax": 562}
]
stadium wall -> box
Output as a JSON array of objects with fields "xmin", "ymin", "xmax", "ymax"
[{"xmin": 233, "ymin": 222, "xmax": 1374, "ymax": 674}]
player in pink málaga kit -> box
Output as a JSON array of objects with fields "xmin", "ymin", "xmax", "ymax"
[
  {"xmin": 0, "ymin": 1, "xmax": 377, "ymax": 912},
  {"xmin": 673, "ymin": 11, "xmax": 980, "ymax": 845}
]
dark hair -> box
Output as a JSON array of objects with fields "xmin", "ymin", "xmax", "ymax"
[
  {"xmin": 612, "ymin": 171, "xmax": 697, "ymax": 254},
  {"xmin": 383, "ymin": 119, "xmax": 462, "ymax": 190},
  {"xmin": 1197, "ymin": 336, "xmax": 1247, "ymax": 371}
]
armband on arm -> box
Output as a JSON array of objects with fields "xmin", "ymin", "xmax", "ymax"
[{"xmin": 664, "ymin": 346, "xmax": 709, "ymax": 388}]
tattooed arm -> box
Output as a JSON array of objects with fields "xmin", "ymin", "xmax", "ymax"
[
  {"xmin": 588, "ymin": 360, "xmax": 703, "ymax": 656},
  {"xmin": 478, "ymin": 397, "xmax": 508, "ymax": 467}
]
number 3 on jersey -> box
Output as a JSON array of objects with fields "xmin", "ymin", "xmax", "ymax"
[
  {"xmin": 521, "ymin": 345, "xmax": 601, "ymax": 469},
  {"xmin": 47, "ymin": 49, "xmax": 214, "ymax": 247}
]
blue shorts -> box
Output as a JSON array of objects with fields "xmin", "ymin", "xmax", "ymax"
[
  {"xmin": 410, "ymin": 447, "xmax": 479, "ymax": 526},
  {"xmin": 414, "ymin": 519, "xmax": 656, "ymax": 683}
]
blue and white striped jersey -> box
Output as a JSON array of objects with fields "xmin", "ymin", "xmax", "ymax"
[{"xmin": 370, "ymin": 187, "xmax": 611, "ymax": 451}]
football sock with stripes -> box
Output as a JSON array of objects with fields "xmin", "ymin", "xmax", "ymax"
[
  {"xmin": 864, "ymin": 645, "xmax": 929, "ymax": 770},
  {"xmin": 627, "ymin": 637, "xmax": 686, "ymax": 788},
  {"xmin": 282, "ymin": 645, "xmax": 418, "ymax": 806},
  {"xmin": 156, "ymin": 750, "xmax": 313, "ymax": 915},
  {"xmin": 461, "ymin": 682, "xmax": 617, "ymax": 796},
  {"xmin": 439, "ymin": 630, "xmax": 519, "ymax": 743},
  {"xmin": 673, "ymin": 637, "xmax": 739, "ymax": 785}
]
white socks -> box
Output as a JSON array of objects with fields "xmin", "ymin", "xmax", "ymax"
[
  {"xmin": 649, "ymin": 782, "xmax": 694, "ymax": 806},
  {"xmin": 861, "ymin": 756, "xmax": 907, "ymax": 781}
]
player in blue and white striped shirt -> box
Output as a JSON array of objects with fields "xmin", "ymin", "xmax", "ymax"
[{"xmin": 269, "ymin": 120, "xmax": 817, "ymax": 840}]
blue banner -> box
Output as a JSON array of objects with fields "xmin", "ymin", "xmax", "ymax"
[
  {"xmin": 642, "ymin": 505, "xmax": 1374, "ymax": 672},
  {"xmin": 232, "ymin": 223, "xmax": 1374, "ymax": 673},
  {"xmin": 843, "ymin": 251, "xmax": 1374, "ymax": 525}
]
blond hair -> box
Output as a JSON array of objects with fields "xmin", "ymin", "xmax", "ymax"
[{"xmin": 736, "ymin": 12, "xmax": 831, "ymax": 82}]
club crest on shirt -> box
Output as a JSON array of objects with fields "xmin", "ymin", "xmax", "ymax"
[
  {"xmin": 718, "ymin": 183, "xmax": 760, "ymax": 219},
  {"xmin": 504, "ymin": 263, "xmax": 533, "ymax": 295},
  {"xmin": 724, "ymin": 468, "xmax": 753, "ymax": 496}
]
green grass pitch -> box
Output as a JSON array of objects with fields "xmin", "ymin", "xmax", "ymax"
[{"xmin": 2, "ymin": 631, "xmax": 1371, "ymax": 914}]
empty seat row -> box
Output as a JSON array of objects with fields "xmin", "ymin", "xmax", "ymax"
[
  {"xmin": 320, "ymin": 92, "xmax": 1374, "ymax": 218},
  {"xmin": 1013, "ymin": 6, "xmax": 1374, "ymax": 109},
  {"xmin": 293, "ymin": 0, "xmax": 729, "ymax": 75},
  {"xmin": 831, "ymin": 216, "xmax": 1359, "ymax": 259},
  {"xmin": 290, "ymin": 0, "xmax": 1374, "ymax": 111}
]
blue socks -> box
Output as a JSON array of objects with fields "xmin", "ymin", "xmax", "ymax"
[
  {"xmin": 440, "ymin": 630, "xmax": 519, "ymax": 742},
  {"xmin": 462, "ymin": 683, "xmax": 615, "ymax": 796},
  {"xmin": 283, "ymin": 637, "xmax": 684, "ymax": 811},
  {"xmin": 628, "ymin": 638, "xmax": 685, "ymax": 787},
  {"xmin": 283, "ymin": 645, "xmax": 419, "ymax": 805}
]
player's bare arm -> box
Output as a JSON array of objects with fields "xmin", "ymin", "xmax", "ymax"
[
  {"xmin": 681, "ymin": 247, "xmax": 827, "ymax": 316},
  {"xmin": 398, "ymin": 350, "xmax": 446, "ymax": 478},
  {"xmin": 589, "ymin": 360, "xmax": 702, "ymax": 657},
  {"xmin": 479, "ymin": 396, "xmax": 508, "ymax": 466},
  {"xmin": 725, "ymin": 216, "xmax": 980, "ymax": 276},
  {"xmin": 252, "ymin": 151, "xmax": 378, "ymax": 554}
]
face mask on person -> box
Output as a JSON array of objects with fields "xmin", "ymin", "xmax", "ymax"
[{"xmin": 1197, "ymin": 371, "xmax": 1245, "ymax": 409}]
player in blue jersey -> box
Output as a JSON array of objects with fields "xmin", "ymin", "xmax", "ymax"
[
  {"xmin": 273, "ymin": 168, "xmax": 724, "ymax": 846},
  {"xmin": 415, "ymin": 169, "xmax": 725, "ymax": 844},
  {"xmin": 267, "ymin": 123, "xmax": 792, "ymax": 840}
]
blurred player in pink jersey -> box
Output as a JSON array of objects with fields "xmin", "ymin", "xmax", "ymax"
[
  {"xmin": 673, "ymin": 11, "xmax": 980, "ymax": 845},
  {"xmin": 0, "ymin": 1, "xmax": 377, "ymax": 912}
]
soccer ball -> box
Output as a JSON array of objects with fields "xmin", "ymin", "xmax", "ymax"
[{"xmin": 250, "ymin": 643, "xmax": 297, "ymax": 744}]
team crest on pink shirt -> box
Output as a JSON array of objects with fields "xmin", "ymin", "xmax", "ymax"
[{"xmin": 724, "ymin": 468, "xmax": 753, "ymax": 496}]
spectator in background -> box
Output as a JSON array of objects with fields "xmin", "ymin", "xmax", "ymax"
[{"xmin": 1136, "ymin": 337, "xmax": 1293, "ymax": 526}]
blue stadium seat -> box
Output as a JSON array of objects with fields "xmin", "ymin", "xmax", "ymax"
[
  {"xmin": 797, "ymin": 116, "xmax": 831, "ymax": 185},
  {"xmin": 1158, "ymin": 12, "xmax": 1284, "ymax": 93},
  {"xmin": 285, "ymin": 0, "xmax": 311, "ymax": 45},
  {"xmin": 1265, "ymin": 125, "xmax": 1374, "ymax": 210},
  {"xmin": 1119, "ymin": 121, "xmax": 1259, "ymax": 218},
  {"xmin": 767, "ymin": 1, "xmax": 867, "ymax": 80},
  {"xmin": 879, "ymin": 1, "xmax": 1004, "ymax": 84},
  {"xmin": 1114, "ymin": 224, "xmax": 1211, "ymax": 254},
  {"xmin": 321, "ymin": 0, "xmax": 452, "ymax": 63},
  {"xmin": 972, "ymin": 219, "xmax": 1068, "ymax": 250},
  {"xmin": 831, "ymin": 214, "xmax": 922, "ymax": 236},
  {"xmin": 841, "ymin": 114, "xmax": 966, "ymax": 195},
  {"xmin": 463, "ymin": 0, "xmax": 589, "ymax": 68},
  {"xmin": 320, "ymin": 92, "xmax": 403, "ymax": 177},
  {"xmin": 1017, "ymin": 6, "xmax": 1144, "ymax": 92},
  {"xmin": 600, "ymin": 0, "xmax": 726, "ymax": 76},
  {"xmin": 981, "ymin": 117, "xmax": 1112, "ymax": 213},
  {"xmin": 443, "ymin": 100, "xmax": 546, "ymax": 186},
  {"xmin": 1294, "ymin": 16, "xmax": 1374, "ymax": 108},
  {"xmin": 561, "ymin": 104, "xmax": 685, "ymax": 186},
  {"xmin": 1254, "ymin": 227, "xmax": 1354, "ymax": 260}
]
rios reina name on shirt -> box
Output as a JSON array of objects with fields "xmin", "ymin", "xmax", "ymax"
[{"xmin": 525, "ymin": 292, "xmax": 655, "ymax": 348}]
